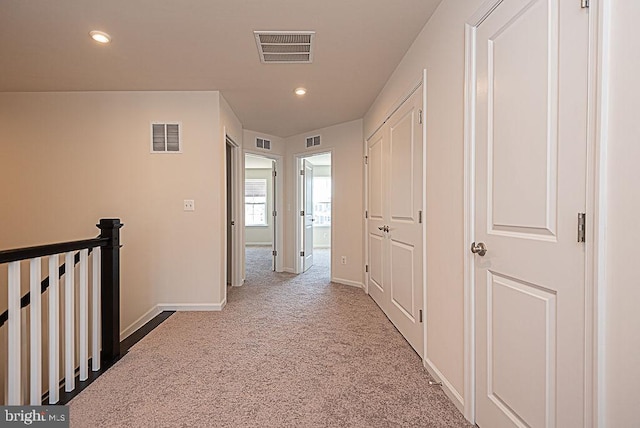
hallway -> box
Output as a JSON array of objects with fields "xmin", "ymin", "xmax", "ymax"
[{"xmin": 69, "ymin": 247, "xmax": 469, "ymax": 427}]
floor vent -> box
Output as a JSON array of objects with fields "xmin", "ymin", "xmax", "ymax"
[{"xmin": 254, "ymin": 31, "xmax": 315, "ymax": 64}]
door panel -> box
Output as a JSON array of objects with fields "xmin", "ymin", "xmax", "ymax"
[
  {"xmin": 366, "ymin": 88, "xmax": 424, "ymax": 358},
  {"xmin": 474, "ymin": 0, "xmax": 588, "ymax": 427}
]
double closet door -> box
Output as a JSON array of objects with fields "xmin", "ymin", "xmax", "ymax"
[{"xmin": 367, "ymin": 87, "xmax": 424, "ymax": 357}]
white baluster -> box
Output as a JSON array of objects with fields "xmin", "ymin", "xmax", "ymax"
[
  {"xmin": 79, "ymin": 249, "xmax": 88, "ymax": 381},
  {"xmin": 91, "ymin": 247, "xmax": 101, "ymax": 371},
  {"xmin": 48, "ymin": 255, "xmax": 59, "ymax": 404},
  {"xmin": 7, "ymin": 261, "xmax": 21, "ymax": 404},
  {"xmin": 29, "ymin": 258, "xmax": 42, "ymax": 405},
  {"xmin": 64, "ymin": 252, "xmax": 75, "ymax": 392}
]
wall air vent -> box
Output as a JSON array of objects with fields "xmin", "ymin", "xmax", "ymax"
[
  {"xmin": 306, "ymin": 135, "xmax": 321, "ymax": 148},
  {"xmin": 151, "ymin": 123, "xmax": 181, "ymax": 153},
  {"xmin": 256, "ymin": 138, "xmax": 271, "ymax": 150},
  {"xmin": 254, "ymin": 31, "xmax": 315, "ymax": 64}
]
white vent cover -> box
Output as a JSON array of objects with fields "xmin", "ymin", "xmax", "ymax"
[
  {"xmin": 256, "ymin": 137, "xmax": 271, "ymax": 150},
  {"xmin": 254, "ymin": 31, "xmax": 315, "ymax": 64},
  {"xmin": 151, "ymin": 123, "xmax": 181, "ymax": 153},
  {"xmin": 306, "ymin": 135, "xmax": 321, "ymax": 148}
]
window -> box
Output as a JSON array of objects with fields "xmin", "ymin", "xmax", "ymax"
[
  {"xmin": 313, "ymin": 177, "xmax": 331, "ymax": 226},
  {"xmin": 245, "ymin": 179, "xmax": 268, "ymax": 226}
]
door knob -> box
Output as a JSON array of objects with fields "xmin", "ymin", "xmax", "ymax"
[
  {"xmin": 384, "ymin": 226, "xmax": 390, "ymax": 233},
  {"xmin": 378, "ymin": 226, "xmax": 385, "ymax": 231},
  {"xmin": 470, "ymin": 242, "xmax": 487, "ymax": 256}
]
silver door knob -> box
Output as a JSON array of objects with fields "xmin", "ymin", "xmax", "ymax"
[
  {"xmin": 384, "ymin": 226, "xmax": 390, "ymax": 233},
  {"xmin": 378, "ymin": 226, "xmax": 385, "ymax": 231},
  {"xmin": 470, "ymin": 242, "xmax": 487, "ymax": 256}
]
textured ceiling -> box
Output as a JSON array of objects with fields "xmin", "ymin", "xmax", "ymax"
[{"xmin": 0, "ymin": 0, "xmax": 442, "ymax": 137}]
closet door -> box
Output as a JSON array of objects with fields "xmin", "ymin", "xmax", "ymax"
[{"xmin": 367, "ymin": 88, "xmax": 424, "ymax": 357}]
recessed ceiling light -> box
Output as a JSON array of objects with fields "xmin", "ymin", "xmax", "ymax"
[
  {"xmin": 89, "ymin": 31, "xmax": 111, "ymax": 44},
  {"xmin": 295, "ymin": 87, "xmax": 307, "ymax": 96}
]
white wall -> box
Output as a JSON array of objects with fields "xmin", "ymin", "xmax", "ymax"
[
  {"xmin": 603, "ymin": 2, "xmax": 640, "ymax": 425},
  {"xmin": 0, "ymin": 91, "xmax": 227, "ymax": 334},
  {"xmin": 245, "ymin": 168, "xmax": 274, "ymax": 245},
  {"xmin": 364, "ymin": 0, "xmax": 486, "ymax": 407},
  {"xmin": 243, "ymin": 130, "xmax": 286, "ymax": 158},
  {"xmin": 284, "ymin": 120, "xmax": 363, "ymax": 285}
]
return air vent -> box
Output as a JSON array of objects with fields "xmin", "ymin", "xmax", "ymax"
[
  {"xmin": 151, "ymin": 123, "xmax": 181, "ymax": 153},
  {"xmin": 254, "ymin": 31, "xmax": 315, "ymax": 64},
  {"xmin": 306, "ymin": 135, "xmax": 321, "ymax": 148},
  {"xmin": 256, "ymin": 138, "xmax": 271, "ymax": 150}
]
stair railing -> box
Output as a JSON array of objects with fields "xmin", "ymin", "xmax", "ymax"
[{"xmin": 0, "ymin": 218, "xmax": 123, "ymax": 405}]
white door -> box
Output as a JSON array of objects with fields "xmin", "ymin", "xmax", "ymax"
[
  {"xmin": 302, "ymin": 159, "xmax": 314, "ymax": 272},
  {"xmin": 473, "ymin": 1, "xmax": 588, "ymax": 427},
  {"xmin": 367, "ymin": 88, "xmax": 424, "ymax": 357}
]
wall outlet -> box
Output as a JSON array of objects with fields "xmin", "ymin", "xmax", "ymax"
[
  {"xmin": 341, "ymin": 256, "xmax": 347, "ymax": 265},
  {"xmin": 184, "ymin": 199, "xmax": 195, "ymax": 211}
]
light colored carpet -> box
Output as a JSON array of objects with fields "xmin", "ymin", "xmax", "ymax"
[{"xmin": 69, "ymin": 246, "xmax": 471, "ymax": 427}]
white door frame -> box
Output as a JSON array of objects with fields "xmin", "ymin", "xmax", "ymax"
[
  {"xmin": 242, "ymin": 149, "xmax": 285, "ymax": 275},
  {"xmin": 293, "ymin": 149, "xmax": 333, "ymax": 275},
  {"xmin": 224, "ymin": 132, "xmax": 243, "ymax": 293},
  {"xmin": 462, "ymin": 0, "xmax": 609, "ymax": 424}
]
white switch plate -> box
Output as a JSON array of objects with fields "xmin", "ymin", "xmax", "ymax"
[
  {"xmin": 184, "ymin": 199, "xmax": 195, "ymax": 211},
  {"xmin": 341, "ymin": 256, "xmax": 347, "ymax": 265}
]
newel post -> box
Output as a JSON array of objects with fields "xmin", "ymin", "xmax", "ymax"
[{"xmin": 98, "ymin": 218, "xmax": 124, "ymax": 363}]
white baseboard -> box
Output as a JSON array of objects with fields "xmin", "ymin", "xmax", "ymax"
[
  {"xmin": 423, "ymin": 358, "xmax": 464, "ymax": 413},
  {"xmin": 283, "ymin": 267, "xmax": 295, "ymax": 273},
  {"xmin": 120, "ymin": 305, "xmax": 162, "ymax": 341},
  {"xmin": 246, "ymin": 242, "xmax": 273, "ymax": 246},
  {"xmin": 157, "ymin": 301, "xmax": 226, "ymax": 312},
  {"xmin": 331, "ymin": 277, "xmax": 364, "ymax": 289}
]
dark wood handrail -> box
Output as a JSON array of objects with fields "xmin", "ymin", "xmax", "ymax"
[{"xmin": 0, "ymin": 237, "xmax": 108, "ymax": 264}]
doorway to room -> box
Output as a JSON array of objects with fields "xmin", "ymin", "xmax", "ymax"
[
  {"xmin": 244, "ymin": 153, "xmax": 277, "ymax": 280},
  {"xmin": 296, "ymin": 152, "xmax": 332, "ymax": 280}
]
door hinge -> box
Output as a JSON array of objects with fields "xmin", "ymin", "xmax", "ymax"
[
  {"xmin": 581, "ymin": 0, "xmax": 589, "ymax": 8},
  {"xmin": 300, "ymin": 170, "xmax": 305, "ymax": 176},
  {"xmin": 300, "ymin": 251, "xmax": 305, "ymax": 257},
  {"xmin": 418, "ymin": 109, "xmax": 423, "ymax": 124},
  {"xmin": 365, "ymin": 264, "xmax": 369, "ymax": 273},
  {"xmin": 418, "ymin": 210, "xmax": 423, "ymax": 224},
  {"xmin": 273, "ymin": 170, "xmax": 277, "ymax": 177},
  {"xmin": 365, "ymin": 210, "xmax": 368, "ymax": 219},
  {"xmin": 272, "ymin": 250, "xmax": 278, "ymax": 256},
  {"xmin": 230, "ymin": 220, "xmax": 235, "ymax": 226},
  {"xmin": 273, "ymin": 210, "xmax": 277, "ymax": 217},
  {"xmin": 419, "ymin": 309, "xmax": 423, "ymax": 323},
  {"xmin": 364, "ymin": 155, "xmax": 368, "ymax": 165},
  {"xmin": 578, "ymin": 213, "xmax": 586, "ymax": 242},
  {"xmin": 300, "ymin": 210, "xmax": 305, "ymax": 216}
]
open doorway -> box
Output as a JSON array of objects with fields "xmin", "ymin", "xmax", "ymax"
[
  {"xmin": 244, "ymin": 153, "xmax": 277, "ymax": 280},
  {"xmin": 296, "ymin": 152, "xmax": 332, "ymax": 279}
]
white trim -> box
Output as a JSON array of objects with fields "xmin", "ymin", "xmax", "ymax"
[
  {"xmin": 157, "ymin": 301, "xmax": 226, "ymax": 312},
  {"xmin": 282, "ymin": 267, "xmax": 295, "ymax": 274},
  {"xmin": 586, "ymin": 1, "xmax": 609, "ymax": 426},
  {"xmin": 246, "ymin": 241, "xmax": 273, "ymax": 246},
  {"xmin": 366, "ymin": 77, "xmax": 423, "ymax": 142},
  {"xmin": 120, "ymin": 305, "xmax": 162, "ymax": 341},
  {"xmin": 331, "ymin": 277, "xmax": 364, "ymax": 289},
  {"xmin": 424, "ymin": 358, "xmax": 465, "ymax": 414},
  {"xmin": 421, "ymin": 69, "xmax": 429, "ymax": 378}
]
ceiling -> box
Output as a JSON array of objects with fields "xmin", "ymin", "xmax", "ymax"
[{"xmin": 0, "ymin": 0, "xmax": 442, "ymax": 137}]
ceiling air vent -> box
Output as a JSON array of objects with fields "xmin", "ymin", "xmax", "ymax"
[
  {"xmin": 254, "ymin": 31, "xmax": 315, "ymax": 64},
  {"xmin": 256, "ymin": 137, "xmax": 271, "ymax": 150},
  {"xmin": 306, "ymin": 135, "xmax": 321, "ymax": 148}
]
